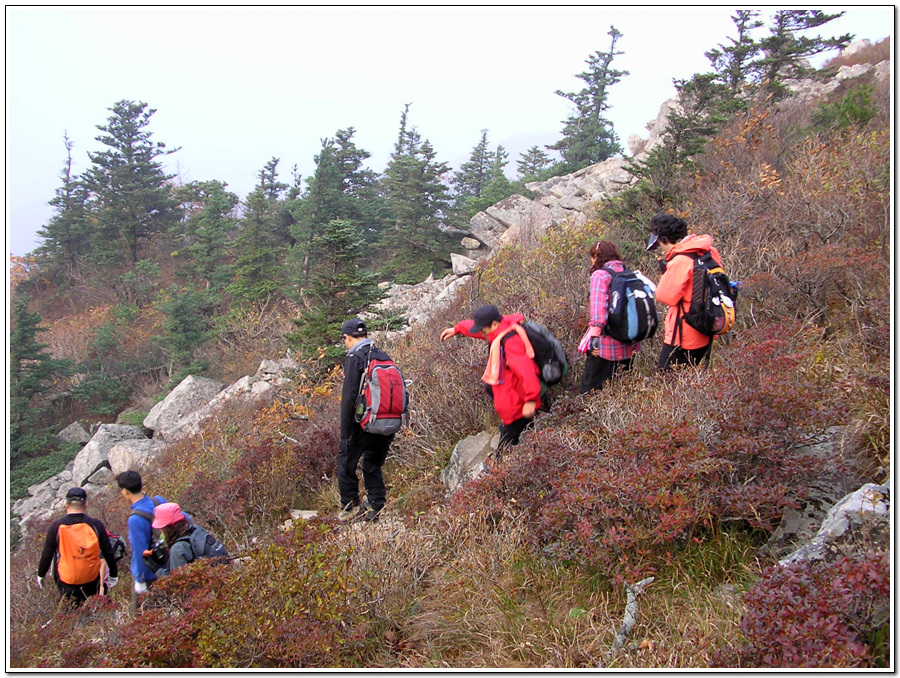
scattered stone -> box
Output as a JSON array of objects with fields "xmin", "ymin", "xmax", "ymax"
[
  {"xmin": 440, "ymin": 432, "xmax": 499, "ymax": 495},
  {"xmin": 144, "ymin": 376, "xmax": 226, "ymax": 440},
  {"xmin": 56, "ymin": 421, "xmax": 91, "ymax": 445},
  {"xmin": 72, "ymin": 424, "xmax": 148, "ymax": 486}
]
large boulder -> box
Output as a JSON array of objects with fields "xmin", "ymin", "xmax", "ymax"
[
  {"xmin": 71, "ymin": 424, "xmax": 147, "ymax": 486},
  {"xmin": 144, "ymin": 375, "xmax": 226, "ymax": 441},
  {"xmin": 468, "ymin": 211, "xmax": 508, "ymax": 251},
  {"xmin": 440, "ymin": 432, "xmax": 499, "ymax": 495},
  {"xmin": 451, "ymin": 253, "xmax": 478, "ymax": 276},
  {"xmin": 108, "ymin": 438, "xmax": 169, "ymax": 476},
  {"xmin": 56, "ymin": 421, "xmax": 91, "ymax": 445}
]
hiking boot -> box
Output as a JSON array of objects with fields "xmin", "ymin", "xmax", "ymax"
[
  {"xmin": 350, "ymin": 499, "xmax": 381, "ymax": 523},
  {"xmin": 338, "ymin": 501, "xmax": 360, "ymax": 523}
]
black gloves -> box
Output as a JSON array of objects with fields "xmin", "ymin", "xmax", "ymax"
[{"xmin": 657, "ymin": 258, "xmax": 668, "ymax": 274}]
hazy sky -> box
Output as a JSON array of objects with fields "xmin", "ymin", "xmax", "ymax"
[{"xmin": 6, "ymin": 6, "xmax": 892, "ymax": 257}]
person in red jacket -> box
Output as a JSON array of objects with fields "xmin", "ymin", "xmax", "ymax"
[
  {"xmin": 646, "ymin": 213, "xmax": 723, "ymax": 370},
  {"xmin": 440, "ymin": 304, "xmax": 542, "ymax": 448}
]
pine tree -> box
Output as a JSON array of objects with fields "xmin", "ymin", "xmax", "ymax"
[
  {"xmin": 10, "ymin": 295, "xmax": 73, "ymax": 464},
  {"xmin": 753, "ymin": 10, "xmax": 852, "ymax": 100},
  {"xmin": 548, "ymin": 26, "xmax": 628, "ymax": 172},
  {"xmin": 381, "ymin": 105, "xmax": 453, "ymax": 282},
  {"xmin": 704, "ymin": 10, "xmax": 764, "ymax": 108},
  {"xmin": 516, "ymin": 145, "xmax": 554, "ymax": 180},
  {"xmin": 35, "ymin": 133, "xmax": 89, "ymax": 274},
  {"xmin": 154, "ymin": 284, "xmax": 217, "ymax": 371},
  {"xmin": 173, "ymin": 180, "xmax": 238, "ymax": 290},
  {"xmin": 452, "ymin": 130, "xmax": 492, "ymax": 203},
  {"xmin": 289, "ymin": 130, "xmax": 381, "ymax": 292},
  {"xmin": 82, "ymin": 100, "xmax": 182, "ymax": 266},
  {"xmin": 286, "ymin": 219, "xmax": 383, "ymax": 360},
  {"xmin": 227, "ymin": 159, "xmax": 288, "ymax": 304}
]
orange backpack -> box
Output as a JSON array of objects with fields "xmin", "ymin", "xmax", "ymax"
[{"xmin": 56, "ymin": 522, "xmax": 101, "ymax": 585}]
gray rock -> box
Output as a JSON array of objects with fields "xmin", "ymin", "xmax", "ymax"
[
  {"xmin": 86, "ymin": 466, "xmax": 113, "ymax": 486},
  {"xmin": 779, "ymin": 482, "xmax": 890, "ymax": 566},
  {"xmin": 144, "ymin": 375, "xmax": 226, "ymax": 438},
  {"xmin": 468, "ymin": 211, "xmax": 507, "ymax": 251},
  {"xmin": 440, "ymin": 432, "xmax": 499, "ymax": 495},
  {"xmin": 461, "ymin": 237, "xmax": 482, "ymax": 250},
  {"xmin": 72, "ymin": 424, "xmax": 147, "ymax": 486},
  {"xmin": 108, "ymin": 438, "xmax": 169, "ymax": 476},
  {"xmin": 450, "ymin": 253, "xmax": 478, "ymax": 276},
  {"xmin": 56, "ymin": 421, "xmax": 91, "ymax": 445}
]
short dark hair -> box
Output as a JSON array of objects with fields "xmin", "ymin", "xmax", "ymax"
[
  {"xmin": 116, "ymin": 470, "xmax": 143, "ymax": 494},
  {"xmin": 648, "ymin": 213, "xmax": 688, "ymax": 244}
]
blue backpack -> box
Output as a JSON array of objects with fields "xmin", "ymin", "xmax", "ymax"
[{"xmin": 602, "ymin": 265, "xmax": 659, "ymax": 343}]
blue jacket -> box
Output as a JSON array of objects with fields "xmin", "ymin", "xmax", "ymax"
[{"xmin": 127, "ymin": 494, "xmax": 166, "ymax": 584}]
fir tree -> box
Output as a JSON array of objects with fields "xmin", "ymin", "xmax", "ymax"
[
  {"xmin": 452, "ymin": 129, "xmax": 492, "ymax": 203},
  {"xmin": 381, "ymin": 105, "xmax": 453, "ymax": 282},
  {"xmin": 516, "ymin": 145, "xmax": 554, "ymax": 180},
  {"xmin": 227, "ymin": 159, "xmax": 288, "ymax": 304},
  {"xmin": 82, "ymin": 100, "xmax": 181, "ymax": 266},
  {"xmin": 548, "ymin": 26, "xmax": 628, "ymax": 172},
  {"xmin": 286, "ymin": 219, "xmax": 383, "ymax": 361},
  {"xmin": 174, "ymin": 180, "xmax": 238, "ymax": 290},
  {"xmin": 35, "ymin": 133, "xmax": 89, "ymax": 273},
  {"xmin": 704, "ymin": 10, "xmax": 765, "ymax": 108},
  {"xmin": 10, "ymin": 295, "xmax": 73, "ymax": 464}
]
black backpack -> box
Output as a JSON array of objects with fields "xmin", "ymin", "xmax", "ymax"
[
  {"xmin": 678, "ymin": 252, "xmax": 737, "ymax": 338},
  {"xmin": 602, "ymin": 264, "xmax": 659, "ymax": 343},
  {"xmin": 501, "ymin": 320, "xmax": 568, "ymax": 386}
]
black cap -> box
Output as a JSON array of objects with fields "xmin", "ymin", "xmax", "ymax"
[
  {"xmin": 66, "ymin": 487, "xmax": 87, "ymax": 501},
  {"xmin": 470, "ymin": 304, "xmax": 502, "ymax": 333},
  {"xmin": 341, "ymin": 318, "xmax": 367, "ymax": 337},
  {"xmin": 646, "ymin": 233, "xmax": 660, "ymax": 252}
]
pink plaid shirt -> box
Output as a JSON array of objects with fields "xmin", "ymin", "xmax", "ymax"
[{"xmin": 578, "ymin": 261, "xmax": 640, "ymax": 361}]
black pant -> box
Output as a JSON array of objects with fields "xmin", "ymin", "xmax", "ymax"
[
  {"xmin": 580, "ymin": 354, "xmax": 634, "ymax": 394},
  {"xmin": 499, "ymin": 416, "xmax": 534, "ymax": 449},
  {"xmin": 658, "ymin": 342, "xmax": 711, "ymax": 371},
  {"xmin": 57, "ymin": 576, "xmax": 104, "ymax": 606},
  {"xmin": 337, "ymin": 430, "xmax": 393, "ymax": 511}
]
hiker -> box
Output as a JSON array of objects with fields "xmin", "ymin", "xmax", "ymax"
[
  {"xmin": 36, "ymin": 487, "xmax": 119, "ymax": 606},
  {"xmin": 337, "ymin": 318, "xmax": 397, "ymax": 523},
  {"xmin": 646, "ymin": 213, "xmax": 723, "ymax": 370},
  {"xmin": 440, "ymin": 304, "xmax": 541, "ymax": 448},
  {"xmin": 116, "ymin": 470, "xmax": 168, "ymax": 596},
  {"xmin": 578, "ymin": 240, "xmax": 642, "ymax": 393},
  {"xmin": 148, "ymin": 502, "xmax": 228, "ymax": 575}
]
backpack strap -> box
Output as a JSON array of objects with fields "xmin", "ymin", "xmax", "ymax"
[{"xmin": 131, "ymin": 496, "xmax": 162, "ymax": 523}]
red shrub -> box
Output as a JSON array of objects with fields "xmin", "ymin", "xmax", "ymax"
[{"xmin": 718, "ymin": 551, "xmax": 890, "ymax": 668}]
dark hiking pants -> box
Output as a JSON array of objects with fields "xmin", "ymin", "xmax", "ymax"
[
  {"xmin": 580, "ymin": 354, "xmax": 634, "ymax": 394},
  {"xmin": 658, "ymin": 342, "xmax": 711, "ymax": 371},
  {"xmin": 337, "ymin": 430, "xmax": 393, "ymax": 511}
]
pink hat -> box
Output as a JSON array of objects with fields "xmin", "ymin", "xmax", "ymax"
[{"xmin": 152, "ymin": 502, "xmax": 186, "ymax": 529}]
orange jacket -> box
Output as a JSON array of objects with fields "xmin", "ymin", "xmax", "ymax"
[{"xmin": 655, "ymin": 234, "xmax": 722, "ymax": 349}]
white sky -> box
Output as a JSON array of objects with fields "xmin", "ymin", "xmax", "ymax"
[{"xmin": 5, "ymin": 5, "xmax": 893, "ymax": 257}]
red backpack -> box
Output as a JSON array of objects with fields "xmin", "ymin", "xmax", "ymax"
[{"xmin": 354, "ymin": 346, "xmax": 408, "ymax": 436}]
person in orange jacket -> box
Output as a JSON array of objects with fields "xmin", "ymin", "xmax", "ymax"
[
  {"xmin": 646, "ymin": 214, "xmax": 723, "ymax": 370},
  {"xmin": 440, "ymin": 304, "xmax": 542, "ymax": 448}
]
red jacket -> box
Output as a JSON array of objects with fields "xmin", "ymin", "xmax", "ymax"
[
  {"xmin": 454, "ymin": 313, "xmax": 542, "ymax": 425},
  {"xmin": 655, "ymin": 234, "xmax": 722, "ymax": 349}
]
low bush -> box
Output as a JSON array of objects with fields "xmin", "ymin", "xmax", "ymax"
[
  {"xmin": 714, "ymin": 550, "xmax": 890, "ymax": 668},
  {"xmin": 102, "ymin": 522, "xmax": 370, "ymax": 668}
]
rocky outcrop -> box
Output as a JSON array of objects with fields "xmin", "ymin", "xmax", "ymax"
[
  {"xmin": 108, "ymin": 438, "xmax": 169, "ymax": 476},
  {"xmin": 144, "ymin": 375, "xmax": 227, "ymax": 441},
  {"xmin": 779, "ymin": 482, "xmax": 890, "ymax": 566},
  {"xmin": 71, "ymin": 424, "xmax": 148, "ymax": 487}
]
